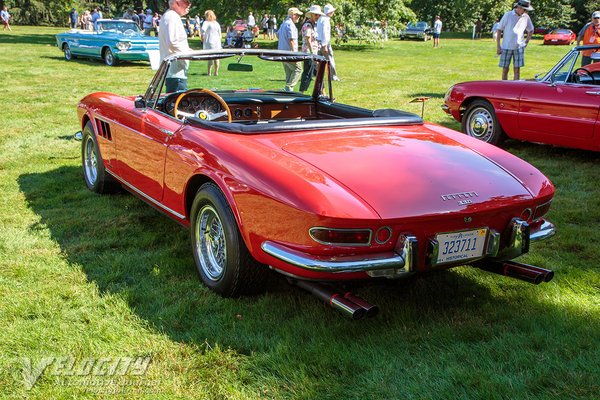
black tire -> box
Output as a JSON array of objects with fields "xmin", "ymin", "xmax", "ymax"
[
  {"xmin": 190, "ymin": 183, "xmax": 268, "ymax": 297},
  {"xmin": 81, "ymin": 121, "xmax": 118, "ymax": 193},
  {"xmin": 461, "ymin": 99, "xmax": 506, "ymax": 146},
  {"xmin": 63, "ymin": 43, "xmax": 74, "ymax": 61},
  {"xmin": 103, "ymin": 48, "xmax": 118, "ymax": 66}
]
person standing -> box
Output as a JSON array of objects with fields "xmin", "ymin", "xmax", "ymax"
[
  {"xmin": 138, "ymin": 9, "xmax": 146, "ymax": 29},
  {"xmin": 159, "ymin": 0, "xmax": 192, "ymax": 92},
  {"xmin": 247, "ymin": 12, "xmax": 255, "ymax": 28},
  {"xmin": 491, "ymin": 18, "xmax": 500, "ymax": 41},
  {"xmin": 1, "ymin": 6, "xmax": 10, "ymax": 32},
  {"xmin": 69, "ymin": 8, "xmax": 78, "ymax": 29},
  {"xmin": 299, "ymin": 5, "xmax": 323, "ymax": 92},
  {"xmin": 143, "ymin": 9, "xmax": 153, "ymax": 35},
  {"xmin": 576, "ymin": 11, "xmax": 600, "ymax": 67},
  {"xmin": 261, "ymin": 14, "xmax": 269, "ymax": 39},
  {"xmin": 317, "ymin": 4, "xmax": 339, "ymax": 81},
  {"xmin": 278, "ymin": 7, "xmax": 303, "ymax": 92},
  {"xmin": 123, "ymin": 8, "xmax": 134, "ymax": 20},
  {"xmin": 474, "ymin": 19, "xmax": 482, "ymax": 39},
  {"xmin": 433, "ymin": 16, "xmax": 442, "ymax": 48},
  {"xmin": 268, "ymin": 15, "xmax": 277, "ymax": 40},
  {"xmin": 496, "ymin": 0, "xmax": 534, "ymax": 80},
  {"xmin": 202, "ymin": 10, "xmax": 222, "ymax": 76},
  {"xmin": 91, "ymin": 7, "xmax": 101, "ymax": 31}
]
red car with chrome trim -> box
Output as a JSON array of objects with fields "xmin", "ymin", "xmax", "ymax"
[
  {"xmin": 443, "ymin": 45, "xmax": 600, "ymax": 151},
  {"xmin": 78, "ymin": 49, "xmax": 556, "ymax": 318}
]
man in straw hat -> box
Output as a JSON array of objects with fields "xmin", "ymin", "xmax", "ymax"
[
  {"xmin": 299, "ymin": 5, "xmax": 324, "ymax": 92},
  {"xmin": 496, "ymin": 0, "xmax": 534, "ymax": 80},
  {"xmin": 278, "ymin": 7, "xmax": 304, "ymax": 91},
  {"xmin": 317, "ymin": 4, "xmax": 340, "ymax": 81}
]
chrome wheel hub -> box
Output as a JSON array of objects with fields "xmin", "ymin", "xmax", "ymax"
[
  {"xmin": 467, "ymin": 108, "xmax": 494, "ymax": 141},
  {"xmin": 84, "ymin": 137, "xmax": 98, "ymax": 185},
  {"xmin": 196, "ymin": 205, "xmax": 226, "ymax": 281}
]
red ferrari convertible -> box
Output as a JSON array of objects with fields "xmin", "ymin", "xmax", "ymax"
[
  {"xmin": 543, "ymin": 28, "xmax": 576, "ymax": 45},
  {"xmin": 78, "ymin": 49, "xmax": 556, "ymax": 318},
  {"xmin": 443, "ymin": 45, "xmax": 600, "ymax": 151}
]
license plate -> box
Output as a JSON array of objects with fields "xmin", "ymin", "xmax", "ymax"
[{"xmin": 435, "ymin": 228, "xmax": 487, "ymax": 264}]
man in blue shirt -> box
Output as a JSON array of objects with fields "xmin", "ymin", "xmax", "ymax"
[
  {"xmin": 69, "ymin": 8, "xmax": 78, "ymax": 29},
  {"xmin": 277, "ymin": 7, "xmax": 303, "ymax": 91},
  {"xmin": 91, "ymin": 7, "xmax": 101, "ymax": 31}
]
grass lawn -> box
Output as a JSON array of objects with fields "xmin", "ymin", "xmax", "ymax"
[{"xmin": 1, "ymin": 26, "xmax": 599, "ymax": 399}]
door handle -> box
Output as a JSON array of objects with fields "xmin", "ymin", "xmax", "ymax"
[
  {"xmin": 160, "ymin": 128, "xmax": 174, "ymax": 135},
  {"xmin": 585, "ymin": 91, "xmax": 600, "ymax": 95}
]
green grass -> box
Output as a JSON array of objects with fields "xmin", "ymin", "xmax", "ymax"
[{"xmin": 1, "ymin": 26, "xmax": 599, "ymax": 399}]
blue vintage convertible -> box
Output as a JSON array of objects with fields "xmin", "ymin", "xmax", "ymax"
[{"xmin": 56, "ymin": 19, "xmax": 159, "ymax": 66}]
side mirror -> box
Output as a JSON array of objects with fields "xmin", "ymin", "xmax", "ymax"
[{"xmin": 134, "ymin": 95, "xmax": 146, "ymax": 109}]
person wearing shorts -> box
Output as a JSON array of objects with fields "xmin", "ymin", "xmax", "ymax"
[
  {"xmin": 496, "ymin": 0, "xmax": 534, "ymax": 80},
  {"xmin": 432, "ymin": 16, "xmax": 442, "ymax": 48}
]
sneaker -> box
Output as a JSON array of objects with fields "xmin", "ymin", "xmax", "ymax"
[{"xmin": 332, "ymin": 76, "xmax": 341, "ymax": 81}]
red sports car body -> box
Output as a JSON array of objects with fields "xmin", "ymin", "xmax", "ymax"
[
  {"xmin": 543, "ymin": 29, "xmax": 575, "ymax": 45},
  {"xmin": 443, "ymin": 45, "xmax": 600, "ymax": 151},
  {"xmin": 77, "ymin": 50, "xmax": 556, "ymax": 317}
]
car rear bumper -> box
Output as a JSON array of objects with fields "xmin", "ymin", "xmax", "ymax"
[{"xmin": 261, "ymin": 218, "xmax": 555, "ymax": 277}]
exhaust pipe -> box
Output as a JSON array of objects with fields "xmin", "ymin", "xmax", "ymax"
[
  {"xmin": 344, "ymin": 292, "xmax": 379, "ymax": 318},
  {"xmin": 476, "ymin": 260, "xmax": 554, "ymax": 284},
  {"xmin": 292, "ymin": 280, "xmax": 375, "ymax": 320}
]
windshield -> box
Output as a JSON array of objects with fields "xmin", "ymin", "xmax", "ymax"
[
  {"xmin": 97, "ymin": 21, "xmax": 141, "ymax": 34},
  {"xmin": 162, "ymin": 54, "xmax": 324, "ymax": 94},
  {"xmin": 408, "ymin": 22, "xmax": 428, "ymax": 30},
  {"xmin": 549, "ymin": 29, "xmax": 571, "ymax": 35},
  {"xmin": 144, "ymin": 52, "xmax": 331, "ymax": 113}
]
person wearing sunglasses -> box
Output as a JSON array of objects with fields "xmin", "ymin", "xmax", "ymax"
[{"xmin": 576, "ymin": 11, "xmax": 600, "ymax": 67}]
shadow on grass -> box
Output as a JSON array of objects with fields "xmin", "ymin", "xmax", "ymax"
[
  {"xmin": 0, "ymin": 33, "xmax": 57, "ymax": 45},
  {"xmin": 18, "ymin": 164, "xmax": 599, "ymax": 398}
]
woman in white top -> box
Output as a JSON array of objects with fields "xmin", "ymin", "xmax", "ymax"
[{"xmin": 201, "ymin": 10, "xmax": 222, "ymax": 76}]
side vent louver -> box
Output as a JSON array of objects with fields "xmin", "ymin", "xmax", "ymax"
[{"xmin": 95, "ymin": 119, "xmax": 112, "ymax": 141}]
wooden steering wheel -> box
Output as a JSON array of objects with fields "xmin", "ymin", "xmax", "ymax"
[{"xmin": 173, "ymin": 88, "xmax": 232, "ymax": 123}]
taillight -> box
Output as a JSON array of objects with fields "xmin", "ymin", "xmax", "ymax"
[
  {"xmin": 309, "ymin": 227, "xmax": 372, "ymax": 246},
  {"xmin": 533, "ymin": 200, "xmax": 552, "ymax": 221}
]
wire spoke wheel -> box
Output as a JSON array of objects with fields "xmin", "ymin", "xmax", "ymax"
[{"xmin": 196, "ymin": 205, "xmax": 227, "ymax": 281}]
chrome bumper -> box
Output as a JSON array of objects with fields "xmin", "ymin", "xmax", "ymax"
[
  {"xmin": 261, "ymin": 219, "xmax": 555, "ymax": 276},
  {"xmin": 530, "ymin": 220, "xmax": 556, "ymax": 242},
  {"xmin": 261, "ymin": 235, "xmax": 418, "ymax": 276}
]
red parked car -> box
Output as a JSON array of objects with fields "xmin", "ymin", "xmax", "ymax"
[
  {"xmin": 78, "ymin": 49, "xmax": 556, "ymax": 318},
  {"xmin": 443, "ymin": 45, "xmax": 600, "ymax": 151},
  {"xmin": 543, "ymin": 28, "xmax": 576, "ymax": 45}
]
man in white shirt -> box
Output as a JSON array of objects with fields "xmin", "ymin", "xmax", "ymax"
[
  {"xmin": 316, "ymin": 4, "xmax": 339, "ymax": 81},
  {"xmin": 159, "ymin": 0, "xmax": 192, "ymax": 92},
  {"xmin": 496, "ymin": 0, "xmax": 534, "ymax": 80},
  {"xmin": 433, "ymin": 16, "xmax": 442, "ymax": 48},
  {"xmin": 247, "ymin": 12, "xmax": 255, "ymax": 27}
]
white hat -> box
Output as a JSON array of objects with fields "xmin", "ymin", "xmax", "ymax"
[
  {"xmin": 324, "ymin": 4, "xmax": 336, "ymax": 15},
  {"xmin": 146, "ymin": 8, "xmax": 152, "ymax": 14},
  {"xmin": 287, "ymin": 7, "xmax": 303, "ymax": 16},
  {"xmin": 515, "ymin": 0, "xmax": 533, "ymax": 11},
  {"xmin": 306, "ymin": 5, "xmax": 324, "ymax": 17},
  {"xmin": 593, "ymin": 11, "xmax": 600, "ymax": 19}
]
